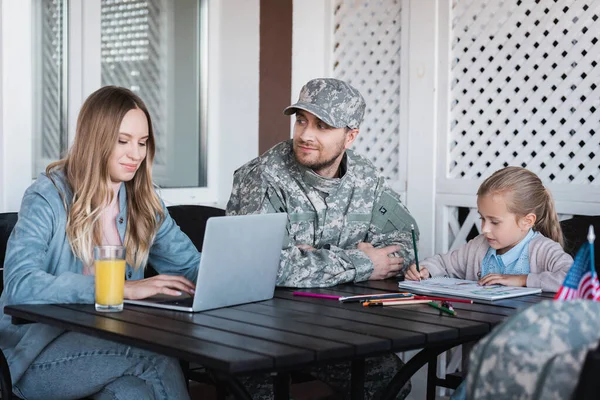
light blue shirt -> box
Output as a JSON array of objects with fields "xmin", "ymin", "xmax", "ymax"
[
  {"xmin": 481, "ymin": 229, "xmax": 538, "ymax": 277},
  {"xmin": 0, "ymin": 169, "xmax": 201, "ymax": 386}
]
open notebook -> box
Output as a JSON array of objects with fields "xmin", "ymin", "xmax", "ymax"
[{"xmin": 398, "ymin": 277, "xmax": 542, "ymax": 301}]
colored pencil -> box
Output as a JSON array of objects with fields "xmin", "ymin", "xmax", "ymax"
[
  {"xmin": 427, "ymin": 301, "xmax": 457, "ymax": 316},
  {"xmin": 411, "ymin": 224, "xmax": 420, "ymax": 273},
  {"xmin": 292, "ymin": 292, "xmax": 340, "ymax": 300},
  {"xmin": 373, "ymin": 296, "xmax": 471, "ymax": 304},
  {"xmin": 339, "ymin": 292, "xmax": 413, "ymax": 303},
  {"xmin": 413, "ymin": 296, "xmax": 473, "ymax": 304},
  {"xmin": 363, "ymin": 299, "xmax": 431, "ymax": 307}
]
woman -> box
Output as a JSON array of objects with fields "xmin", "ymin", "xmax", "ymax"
[{"xmin": 0, "ymin": 86, "xmax": 199, "ymax": 399}]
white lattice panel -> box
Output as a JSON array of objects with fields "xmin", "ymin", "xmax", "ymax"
[
  {"xmin": 449, "ymin": 0, "xmax": 600, "ymax": 185},
  {"xmin": 100, "ymin": 0, "xmax": 167, "ymax": 167},
  {"xmin": 332, "ymin": 0, "xmax": 402, "ymax": 181},
  {"xmin": 445, "ymin": 207, "xmax": 480, "ymax": 251}
]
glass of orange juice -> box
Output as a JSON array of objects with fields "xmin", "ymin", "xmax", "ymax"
[{"xmin": 94, "ymin": 245, "xmax": 126, "ymax": 312}]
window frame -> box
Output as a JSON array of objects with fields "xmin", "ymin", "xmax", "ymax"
[
  {"xmin": 0, "ymin": 0, "xmax": 217, "ymax": 211},
  {"xmin": 1, "ymin": 0, "xmax": 260, "ymax": 213}
]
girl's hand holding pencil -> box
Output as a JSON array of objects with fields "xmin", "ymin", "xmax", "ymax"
[
  {"xmin": 405, "ymin": 264, "xmax": 430, "ymax": 281},
  {"xmin": 406, "ymin": 224, "xmax": 429, "ymax": 282}
]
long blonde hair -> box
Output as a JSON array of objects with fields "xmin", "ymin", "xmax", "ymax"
[
  {"xmin": 477, "ymin": 166, "xmax": 564, "ymax": 247},
  {"xmin": 47, "ymin": 86, "xmax": 164, "ymax": 269}
]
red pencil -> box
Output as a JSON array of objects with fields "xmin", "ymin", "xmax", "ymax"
[{"xmin": 371, "ymin": 296, "xmax": 472, "ymax": 304}]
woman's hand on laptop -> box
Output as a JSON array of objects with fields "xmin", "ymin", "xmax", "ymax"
[{"xmin": 124, "ymin": 275, "xmax": 196, "ymax": 300}]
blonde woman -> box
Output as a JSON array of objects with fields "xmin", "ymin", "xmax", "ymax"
[{"xmin": 0, "ymin": 86, "xmax": 199, "ymax": 399}]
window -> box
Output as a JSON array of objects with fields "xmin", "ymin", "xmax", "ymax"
[
  {"xmin": 34, "ymin": 0, "xmax": 207, "ymax": 188},
  {"xmin": 2, "ymin": 0, "xmax": 257, "ymax": 212},
  {"xmin": 101, "ymin": 0, "xmax": 205, "ymax": 188}
]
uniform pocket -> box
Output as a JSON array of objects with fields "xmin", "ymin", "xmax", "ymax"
[
  {"xmin": 339, "ymin": 213, "xmax": 370, "ymax": 248},
  {"xmin": 288, "ymin": 212, "xmax": 316, "ymax": 245}
]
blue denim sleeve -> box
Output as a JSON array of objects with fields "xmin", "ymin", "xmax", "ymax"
[
  {"xmin": 147, "ymin": 204, "xmax": 200, "ymax": 283},
  {"xmin": 3, "ymin": 191, "xmax": 95, "ymax": 305}
]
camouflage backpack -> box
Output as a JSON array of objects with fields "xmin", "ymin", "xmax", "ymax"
[{"xmin": 465, "ymin": 300, "xmax": 600, "ymax": 400}]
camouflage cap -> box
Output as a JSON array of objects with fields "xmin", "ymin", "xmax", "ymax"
[{"xmin": 283, "ymin": 78, "xmax": 366, "ymax": 129}]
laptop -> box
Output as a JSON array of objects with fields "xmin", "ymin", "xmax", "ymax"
[{"xmin": 125, "ymin": 213, "xmax": 288, "ymax": 312}]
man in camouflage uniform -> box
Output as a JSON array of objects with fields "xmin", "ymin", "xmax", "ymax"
[
  {"xmin": 227, "ymin": 78, "xmax": 415, "ymax": 399},
  {"xmin": 459, "ymin": 300, "xmax": 600, "ymax": 400},
  {"xmin": 227, "ymin": 78, "xmax": 418, "ymax": 287}
]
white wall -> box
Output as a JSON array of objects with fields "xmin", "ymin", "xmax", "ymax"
[
  {"xmin": 291, "ymin": 0, "xmax": 333, "ymax": 103},
  {"xmin": 0, "ymin": 0, "xmax": 3, "ymax": 211},
  {"xmin": 1, "ymin": 0, "xmax": 34, "ymax": 212},
  {"xmin": 211, "ymin": 0, "xmax": 260, "ymax": 207},
  {"xmin": 404, "ymin": 0, "xmax": 439, "ymax": 258}
]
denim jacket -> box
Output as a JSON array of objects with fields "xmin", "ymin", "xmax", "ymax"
[{"xmin": 0, "ymin": 170, "xmax": 200, "ymax": 386}]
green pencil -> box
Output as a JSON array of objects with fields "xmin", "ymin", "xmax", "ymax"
[
  {"xmin": 427, "ymin": 301, "xmax": 457, "ymax": 316},
  {"xmin": 411, "ymin": 224, "xmax": 420, "ymax": 273}
]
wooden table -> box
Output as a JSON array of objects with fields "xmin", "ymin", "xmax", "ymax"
[
  {"xmin": 4, "ymin": 281, "xmax": 552, "ymax": 400},
  {"xmin": 352, "ymin": 280, "xmax": 555, "ymax": 398}
]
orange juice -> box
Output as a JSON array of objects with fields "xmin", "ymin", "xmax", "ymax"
[{"xmin": 95, "ymin": 259, "xmax": 126, "ymax": 306}]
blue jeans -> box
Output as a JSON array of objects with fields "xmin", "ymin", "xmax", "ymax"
[{"xmin": 12, "ymin": 332, "xmax": 190, "ymax": 400}]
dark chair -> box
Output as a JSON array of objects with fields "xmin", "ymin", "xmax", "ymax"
[
  {"xmin": 0, "ymin": 213, "xmax": 18, "ymax": 290},
  {"xmin": 145, "ymin": 205, "xmax": 226, "ymax": 278},
  {"xmin": 0, "ymin": 212, "xmax": 18, "ymax": 399},
  {"xmin": 166, "ymin": 205, "xmax": 226, "ymax": 252},
  {"xmin": 559, "ymin": 215, "xmax": 600, "ymax": 271}
]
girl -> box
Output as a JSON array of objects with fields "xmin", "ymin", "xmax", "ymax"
[
  {"xmin": 0, "ymin": 86, "xmax": 199, "ymax": 399},
  {"xmin": 405, "ymin": 166, "xmax": 572, "ymax": 292}
]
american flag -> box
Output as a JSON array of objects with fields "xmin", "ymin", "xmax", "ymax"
[{"xmin": 555, "ymin": 226, "xmax": 599, "ymax": 301}]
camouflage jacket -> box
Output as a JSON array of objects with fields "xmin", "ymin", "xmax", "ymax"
[
  {"xmin": 465, "ymin": 300, "xmax": 600, "ymax": 400},
  {"xmin": 226, "ymin": 140, "xmax": 418, "ymax": 288}
]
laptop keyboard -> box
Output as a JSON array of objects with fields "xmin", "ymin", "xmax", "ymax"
[{"xmin": 159, "ymin": 297, "xmax": 194, "ymax": 307}]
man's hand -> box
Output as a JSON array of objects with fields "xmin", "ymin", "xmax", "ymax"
[
  {"xmin": 124, "ymin": 274, "xmax": 196, "ymax": 300},
  {"xmin": 404, "ymin": 264, "xmax": 430, "ymax": 281},
  {"xmin": 478, "ymin": 274, "xmax": 528, "ymax": 287},
  {"xmin": 357, "ymin": 242, "xmax": 405, "ymax": 280}
]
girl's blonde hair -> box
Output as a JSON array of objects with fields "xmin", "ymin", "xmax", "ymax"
[
  {"xmin": 477, "ymin": 166, "xmax": 564, "ymax": 248},
  {"xmin": 47, "ymin": 86, "xmax": 164, "ymax": 269}
]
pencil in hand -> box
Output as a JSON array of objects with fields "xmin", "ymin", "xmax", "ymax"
[{"xmin": 411, "ymin": 224, "xmax": 420, "ymax": 279}]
